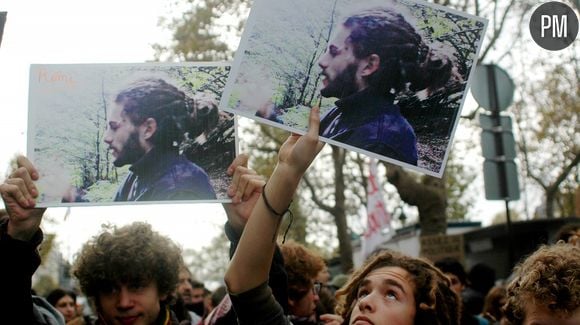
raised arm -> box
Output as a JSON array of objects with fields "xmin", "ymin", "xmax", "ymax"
[
  {"xmin": 0, "ymin": 155, "xmax": 47, "ymax": 324},
  {"xmin": 225, "ymin": 107, "xmax": 323, "ymax": 294},
  {"xmin": 1, "ymin": 155, "xmax": 45, "ymax": 240}
]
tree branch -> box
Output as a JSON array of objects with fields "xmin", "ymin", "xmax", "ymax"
[
  {"xmin": 547, "ymin": 152, "xmax": 580, "ymax": 194},
  {"xmin": 303, "ymin": 174, "xmax": 335, "ymax": 213},
  {"xmin": 480, "ymin": 0, "xmax": 517, "ymax": 61}
]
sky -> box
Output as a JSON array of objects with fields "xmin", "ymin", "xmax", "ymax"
[
  {"xmin": 0, "ymin": 0, "xmax": 228, "ymax": 262},
  {"xmin": 0, "ymin": 0, "xmax": 513, "ymax": 264}
]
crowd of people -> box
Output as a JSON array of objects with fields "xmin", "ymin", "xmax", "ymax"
[{"xmin": 1, "ymin": 5, "xmax": 579, "ymax": 325}]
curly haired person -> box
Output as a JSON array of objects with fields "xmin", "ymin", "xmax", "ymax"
[
  {"xmin": 280, "ymin": 241, "xmax": 341, "ymax": 324},
  {"xmin": 503, "ymin": 243, "xmax": 580, "ymax": 325},
  {"xmin": 72, "ymin": 222, "xmax": 184, "ymax": 325}
]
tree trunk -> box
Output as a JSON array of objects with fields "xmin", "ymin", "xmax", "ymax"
[
  {"xmin": 332, "ymin": 147, "xmax": 354, "ymax": 272},
  {"xmin": 386, "ymin": 165, "xmax": 448, "ymax": 236}
]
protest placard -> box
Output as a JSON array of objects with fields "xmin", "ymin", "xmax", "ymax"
[{"xmin": 28, "ymin": 63, "xmax": 235, "ymax": 206}]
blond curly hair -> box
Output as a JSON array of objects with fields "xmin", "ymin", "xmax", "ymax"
[{"xmin": 504, "ymin": 243, "xmax": 580, "ymax": 324}]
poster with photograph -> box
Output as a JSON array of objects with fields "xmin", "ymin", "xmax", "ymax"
[
  {"xmin": 28, "ymin": 63, "xmax": 235, "ymax": 207},
  {"xmin": 220, "ymin": 0, "xmax": 488, "ymax": 177}
]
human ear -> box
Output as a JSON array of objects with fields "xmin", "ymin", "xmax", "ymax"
[
  {"xmin": 361, "ymin": 54, "xmax": 380, "ymax": 76},
  {"xmin": 142, "ymin": 118, "xmax": 157, "ymax": 140}
]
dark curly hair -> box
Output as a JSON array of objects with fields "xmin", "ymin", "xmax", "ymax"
[
  {"xmin": 73, "ymin": 222, "xmax": 183, "ymax": 304},
  {"xmin": 336, "ymin": 249, "xmax": 460, "ymax": 325},
  {"xmin": 503, "ymin": 244, "xmax": 580, "ymax": 324},
  {"xmin": 342, "ymin": 6, "xmax": 458, "ymax": 96},
  {"xmin": 280, "ymin": 241, "xmax": 325, "ymax": 301}
]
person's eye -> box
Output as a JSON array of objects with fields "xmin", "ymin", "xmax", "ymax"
[
  {"xmin": 357, "ymin": 288, "xmax": 369, "ymax": 298},
  {"xmin": 386, "ymin": 290, "xmax": 398, "ymax": 300},
  {"xmin": 101, "ymin": 285, "xmax": 118, "ymax": 296}
]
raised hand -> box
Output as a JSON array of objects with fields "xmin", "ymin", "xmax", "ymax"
[
  {"xmin": 277, "ymin": 106, "xmax": 325, "ymax": 178},
  {"xmin": 223, "ymin": 154, "xmax": 266, "ymax": 231},
  {"xmin": 0, "ymin": 156, "xmax": 46, "ymax": 241}
]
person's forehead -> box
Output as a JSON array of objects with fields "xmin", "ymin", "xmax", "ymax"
[
  {"xmin": 58, "ymin": 295, "xmax": 75, "ymax": 302},
  {"xmin": 365, "ymin": 266, "xmax": 415, "ymax": 290},
  {"xmin": 109, "ymin": 102, "xmax": 126, "ymax": 119},
  {"xmin": 524, "ymin": 302, "xmax": 580, "ymax": 325},
  {"xmin": 179, "ymin": 269, "xmax": 191, "ymax": 278},
  {"xmin": 329, "ymin": 25, "xmax": 353, "ymax": 47}
]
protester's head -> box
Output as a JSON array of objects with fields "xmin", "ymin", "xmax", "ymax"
[
  {"xmin": 317, "ymin": 264, "xmax": 331, "ymax": 285},
  {"xmin": 188, "ymin": 279, "xmax": 207, "ymax": 316},
  {"xmin": 434, "ymin": 257, "xmax": 467, "ymax": 296},
  {"xmin": 46, "ymin": 288, "xmax": 77, "ymax": 322},
  {"xmin": 104, "ymin": 78, "xmax": 193, "ymax": 167},
  {"xmin": 280, "ymin": 241, "xmax": 326, "ymax": 318},
  {"xmin": 318, "ymin": 5, "xmax": 457, "ymax": 99},
  {"xmin": 336, "ymin": 250, "xmax": 460, "ymax": 325},
  {"xmin": 176, "ymin": 266, "xmax": 195, "ymax": 304},
  {"xmin": 482, "ymin": 286, "xmax": 507, "ymax": 323},
  {"xmin": 210, "ymin": 286, "xmax": 227, "ymax": 312},
  {"xmin": 468, "ymin": 263, "xmax": 496, "ymax": 296},
  {"xmin": 555, "ymin": 221, "xmax": 580, "ymax": 245},
  {"xmin": 504, "ymin": 244, "xmax": 580, "ymax": 325},
  {"xmin": 73, "ymin": 222, "xmax": 183, "ymax": 325}
]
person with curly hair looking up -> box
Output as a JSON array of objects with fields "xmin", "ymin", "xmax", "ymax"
[{"xmin": 223, "ymin": 107, "xmax": 460, "ymax": 325}]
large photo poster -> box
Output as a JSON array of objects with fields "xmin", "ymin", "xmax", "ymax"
[
  {"xmin": 220, "ymin": 0, "xmax": 487, "ymax": 177},
  {"xmin": 28, "ymin": 63, "xmax": 235, "ymax": 207}
]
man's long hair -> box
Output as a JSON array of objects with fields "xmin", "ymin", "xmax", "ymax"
[
  {"xmin": 343, "ymin": 6, "xmax": 458, "ymax": 96},
  {"xmin": 115, "ymin": 78, "xmax": 194, "ymax": 150}
]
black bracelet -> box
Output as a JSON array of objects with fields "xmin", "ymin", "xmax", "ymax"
[{"xmin": 262, "ymin": 184, "xmax": 291, "ymax": 217}]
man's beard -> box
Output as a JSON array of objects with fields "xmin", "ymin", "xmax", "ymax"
[
  {"xmin": 320, "ymin": 63, "xmax": 359, "ymax": 99},
  {"xmin": 113, "ymin": 130, "xmax": 146, "ymax": 167}
]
